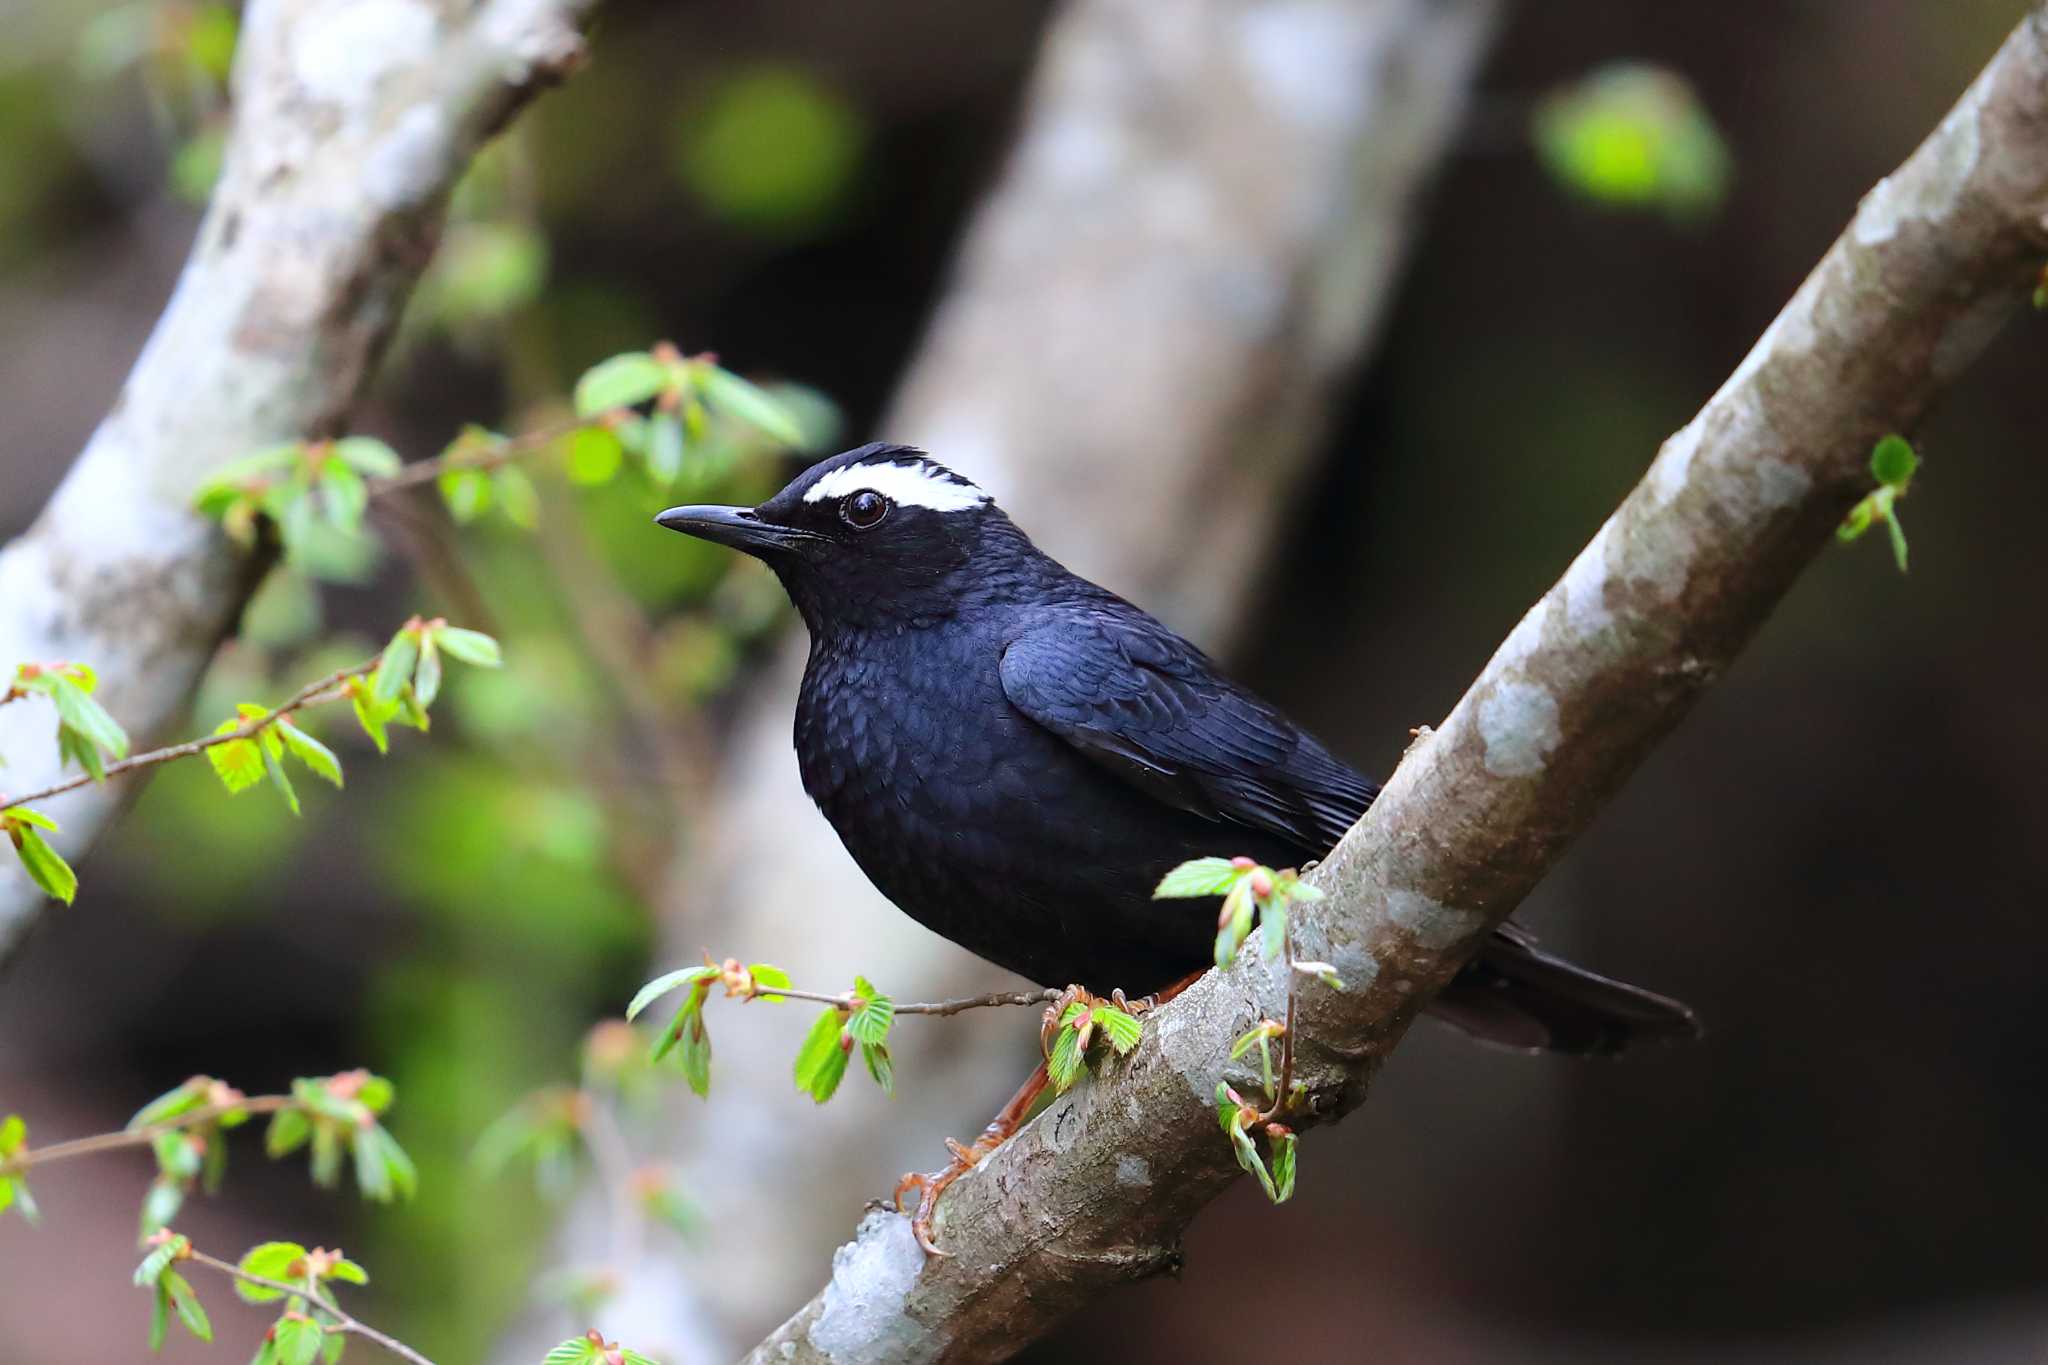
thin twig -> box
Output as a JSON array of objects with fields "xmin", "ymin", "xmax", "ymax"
[
  {"xmin": 0, "ymin": 1096, "xmax": 292, "ymax": 1177},
  {"xmin": 0, "ymin": 656, "xmax": 381, "ymax": 813},
  {"xmin": 751, "ymin": 984, "xmax": 1063, "ymax": 1016},
  {"xmin": 364, "ymin": 417, "xmax": 590, "ymax": 498},
  {"xmin": 183, "ymin": 1247, "xmax": 436, "ymax": 1365}
]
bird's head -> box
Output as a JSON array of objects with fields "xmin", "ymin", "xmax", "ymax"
[{"xmin": 655, "ymin": 443, "xmax": 1024, "ymax": 629}]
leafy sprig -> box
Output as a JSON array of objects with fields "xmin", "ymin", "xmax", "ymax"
[
  {"xmin": 5, "ymin": 660, "xmax": 130, "ymax": 781},
  {"xmin": 192, "ymin": 342, "xmax": 811, "ymax": 558},
  {"xmin": 627, "ymin": 955, "xmax": 1060, "ymax": 1104},
  {"xmin": 545, "ymin": 1331, "xmax": 662, "ymax": 1365},
  {"xmin": 1155, "ymin": 854, "xmax": 1346, "ymax": 1203},
  {"xmin": 135, "ymin": 1230, "xmax": 433, "ymax": 1365},
  {"xmin": 0, "ymin": 621, "xmax": 501, "ymax": 903},
  {"xmin": 1838, "ymin": 433, "xmax": 1921, "ymax": 572},
  {"xmin": 0, "ymin": 1071, "xmax": 416, "ymax": 1232}
]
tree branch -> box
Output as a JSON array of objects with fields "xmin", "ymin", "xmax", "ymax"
[
  {"xmin": 0, "ymin": 0, "xmax": 599, "ymax": 960},
  {"xmin": 741, "ymin": 10, "xmax": 2048, "ymax": 1360}
]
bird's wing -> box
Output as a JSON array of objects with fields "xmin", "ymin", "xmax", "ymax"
[{"xmin": 999, "ymin": 608, "xmax": 1376, "ymax": 852}]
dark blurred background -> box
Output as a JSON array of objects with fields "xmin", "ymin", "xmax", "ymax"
[{"xmin": 3, "ymin": 1, "xmax": 2045, "ymax": 1361}]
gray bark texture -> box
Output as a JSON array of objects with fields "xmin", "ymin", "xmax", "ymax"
[
  {"xmin": 498, "ymin": 0, "xmax": 1503, "ymax": 1358},
  {"xmin": 739, "ymin": 8, "xmax": 2048, "ymax": 1362},
  {"xmin": 0, "ymin": 0, "xmax": 596, "ymax": 958}
]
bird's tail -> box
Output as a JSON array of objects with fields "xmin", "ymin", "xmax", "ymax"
[{"xmin": 1426, "ymin": 925, "xmax": 1700, "ymax": 1057}]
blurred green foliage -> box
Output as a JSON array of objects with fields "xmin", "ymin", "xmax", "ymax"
[
  {"xmin": 673, "ymin": 66, "xmax": 868, "ymax": 232},
  {"xmin": 1534, "ymin": 62, "xmax": 1732, "ymax": 221}
]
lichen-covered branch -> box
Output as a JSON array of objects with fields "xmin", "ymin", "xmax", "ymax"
[
  {"xmin": 0, "ymin": 0, "xmax": 598, "ymax": 959},
  {"xmin": 742, "ymin": 10, "xmax": 2048, "ymax": 1361}
]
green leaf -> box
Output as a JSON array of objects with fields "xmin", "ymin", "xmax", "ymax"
[
  {"xmin": 1260, "ymin": 902, "xmax": 1288, "ymax": 962},
  {"xmin": 1153, "ymin": 856, "xmax": 1245, "ymax": 899},
  {"xmin": 543, "ymin": 1342, "xmax": 603, "ymax": 1365},
  {"xmin": 859, "ymin": 1040, "xmax": 893, "ymax": 1096},
  {"xmin": 273, "ymin": 1314, "xmax": 325, "ymax": 1365},
  {"xmin": 328, "ymin": 1257, "xmax": 369, "ymax": 1286},
  {"xmin": 793, "ymin": 1006, "xmax": 851, "ymax": 1103},
  {"xmin": 1869, "ymin": 433, "xmax": 1918, "ymax": 488},
  {"xmin": 371, "ymin": 629, "xmax": 420, "ymax": 705},
  {"xmin": 1887, "ymin": 509, "xmax": 1910, "ymax": 574},
  {"xmin": 413, "ymin": 634, "xmax": 443, "ymax": 709},
  {"xmin": 1093, "ymin": 1004, "xmax": 1143, "ymax": 1055},
  {"xmin": 47, "ymin": 673, "xmax": 129, "ymax": 760},
  {"xmin": 141, "ymin": 1176, "xmax": 186, "ymax": 1237},
  {"xmin": 433, "ymin": 626, "xmax": 502, "ymax": 668},
  {"xmin": 149, "ymin": 1282, "xmax": 169, "ymax": 1352},
  {"xmin": 350, "ymin": 1124, "xmax": 414, "ymax": 1203},
  {"xmin": 278, "ymin": 721, "xmax": 343, "ymax": 787},
  {"xmin": 310, "ymin": 1123, "xmax": 341, "ymax": 1189},
  {"xmin": 11, "ymin": 824, "xmax": 77, "ymax": 904},
  {"xmin": 627, "ymin": 965, "xmax": 716, "ymax": 1022},
  {"xmin": 129, "ymin": 1078, "xmax": 207, "ymax": 1130},
  {"xmin": 350, "ymin": 685, "xmax": 391, "ymax": 755},
  {"xmin": 135, "ymin": 1232, "xmax": 187, "ymax": 1287},
  {"xmin": 646, "ymin": 412, "xmax": 686, "ymax": 484},
  {"xmin": 1837, "ymin": 495, "xmax": 1875, "ymax": 542},
  {"xmin": 493, "ymin": 466, "xmax": 540, "ymax": 529},
  {"xmin": 1214, "ymin": 880, "xmax": 1254, "ymax": 969},
  {"xmin": 439, "ymin": 467, "xmax": 492, "ymax": 524},
  {"xmin": 748, "ymin": 962, "xmax": 792, "ymax": 999},
  {"xmin": 262, "ymin": 742, "xmax": 302, "ymax": 816},
  {"xmin": 1216, "ymin": 1084, "xmax": 1276, "ymax": 1200},
  {"xmin": 1532, "ymin": 63, "xmax": 1730, "ymax": 221},
  {"xmin": 357, "ymin": 1074, "xmax": 395, "ymax": 1114},
  {"xmin": 566, "ymin": 426, "xmax": 625, "ymax": 484},
  {"xmin": 234, "ymin": 1242, "xmax": 307, "ymax": 1303},
  {"xmin": 332, "ymin": 436, "xmax": 402, "ymax": 478},
  {"xmin": 1047, "ymin": 1018, "xmax": 1085, "ymax": 1095},
  {"xmin": 164, "ymin": 1269, "xmax": 212, "ymax": 1341},
  {"xmin": 848, "ymin": 977, "xmax": 894, "ymax": 1045},
  {"xmin": 656, "ymin": 991, "xmax": 713, "ymax": 1098},
  {"xmin": 207, "ymin": 716, "xmax": 266, "ymax": 793},
  {"xmin": 265, "ymin": 1107, "xmax": 311, "ymax": 1158},
  {"xmin": 574, "ymin": 352, "xmax": 669, "ymax": 417},
  {"xmin": 319, "ymin": 459, "xmax": 368, "ymax": 531},
  {"xmin": 372, "ymin": 1125, "xmax": 417, "ymax": 1200},
  {"xmin": 57, "ymin": 724, "xmax": 106, "ymax": 783},
  {"xmin": 2, "ymin": 806, "xmax": 57, "ymax": 833},
  {"xmin": 696, "ymin": 364, "xmax": 804, "ymax": 446},
  {"xmin": 0, "ymin": 1113, "xmax": 23, "ymax": 1156},
  {"xmin": 0, "ymin": 1172, "xmax": 34, "ymax": 1224},
  {"xmin": 1268, "ymin": 1128, "xmax": 1297, "ymax": 1203}
]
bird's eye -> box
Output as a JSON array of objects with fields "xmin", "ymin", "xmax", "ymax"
[{"xmin": 841, "ymin": 490, "xmax": 890, "ymax": 529}]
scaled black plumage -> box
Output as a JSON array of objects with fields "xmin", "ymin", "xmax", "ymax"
[{"xmin": 658, "ymin": 444, "xmax": 1697, "ymax": 1055}]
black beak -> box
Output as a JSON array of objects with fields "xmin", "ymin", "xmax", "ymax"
[{"xmin": 654, "ymin": 505, "xmax": 809, "ymax": 556}]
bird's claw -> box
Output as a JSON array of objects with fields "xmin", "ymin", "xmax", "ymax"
[
  {"xmin": 894, "ymin": 1132, "xmax": 1004, "ymax": 1256},
  {"xmin": 1040, "ymin": 983, "xmax": 1107, "ymax": 1057}
]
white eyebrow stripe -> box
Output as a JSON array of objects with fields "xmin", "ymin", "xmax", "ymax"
[{"xmin": 801, "ymin": 461, "xmax": 990, "ymax": 513}]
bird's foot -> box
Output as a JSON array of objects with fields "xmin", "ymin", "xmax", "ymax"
[
  {"xmin": 1038, "ymin": 983, "xmax": 1105, "ymax": 1056},
  {"xmin": 892, "ymin": 1058, "xmax": 1051, "ymax": 1256},
  {"xmin": 892, "ymin": 1135, "xmax": 999, "ymax": 1256}
]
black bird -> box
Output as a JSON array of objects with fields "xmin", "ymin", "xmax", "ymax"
[{"xmin": 657, "ymin": 444, "xmax": 1696, "ymax": 1237}]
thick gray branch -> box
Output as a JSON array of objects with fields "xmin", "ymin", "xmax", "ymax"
[
  {"xmin": 0, "ymin": 0, "xmax": 596, "ymax": 957},
  {"xmin": 492, "ymin": 1, "xmax": 1503, "ymax": 1358},
  {"xmin": 744, "ymin": 10, "xmax": 2048, "ymax": 1362}
]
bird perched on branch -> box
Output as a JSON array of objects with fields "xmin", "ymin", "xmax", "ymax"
[{"xmin": 657, "ymin": 443, "xmax": 1697, "ymax": 1248}]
